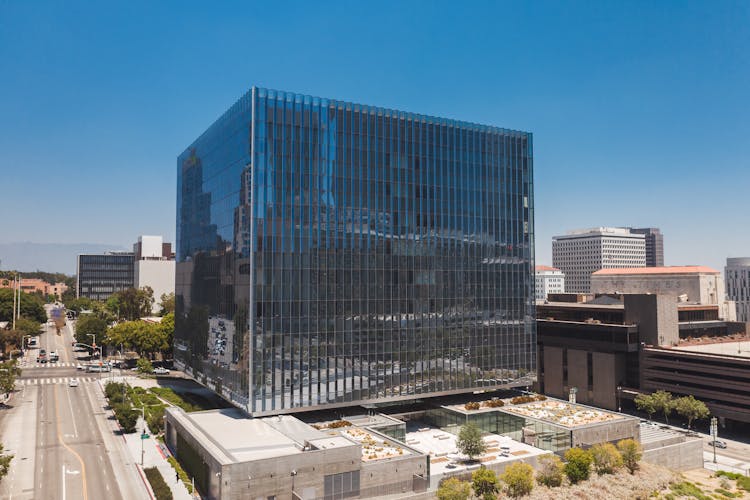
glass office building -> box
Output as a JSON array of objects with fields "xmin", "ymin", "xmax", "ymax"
[
  {"xmin": 77, "ymin": 252, "xmax": 135, "ymax": 301},
  {"xmin": 176, "ymin": 87, "xmax": 535, "ymax": 416}
]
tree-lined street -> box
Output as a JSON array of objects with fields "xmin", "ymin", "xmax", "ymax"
[{"xmin": 0, "ymin": 305, "xmax": 148, "ymax": 499}]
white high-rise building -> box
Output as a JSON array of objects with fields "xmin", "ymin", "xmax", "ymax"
[
  {"xmin": 552, "ymin": 227, "xmax": 646, "ymax": 293},
  {"xmin": 726, "ymin": 257, "xmax": 750, "ymax": 322},
  {"xmin": 535, "ymin": 266, "xmax": 565, "ymax": 300}
]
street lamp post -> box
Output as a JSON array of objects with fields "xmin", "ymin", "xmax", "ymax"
[
  {"xmin": 710, "ymin": 417, "xmax": 718, "ymax": 464},
  {"xmin": 616, "ymin": 385, "xmax": 622, "ymax": 413}
]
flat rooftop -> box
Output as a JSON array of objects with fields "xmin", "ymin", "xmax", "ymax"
[
  {"xmin": 404, "ymin": 424, "xmax": 548, "ymax": 476},
  {"xmin": 167, "ymin": 408, "xmax": 357, "ymax": 464},
  {"xmin": 500, "ymin": 400, "xmax": 626, "ymax": 428},
  {"xmin": 673, "ymin": 340, "xmax": 750, "ymax": 359}
]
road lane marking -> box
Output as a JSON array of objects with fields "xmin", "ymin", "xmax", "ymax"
[
  {"xmin": 62, "ymin": 465, "xmax": 66, "ymax": 500},
  {"xmin": 65, "ymin": 385, "xmax": 79, "ymax": 438},
  {"xmin": 53, "ymin": 385, "xmax": 88, "ymax": 500}
]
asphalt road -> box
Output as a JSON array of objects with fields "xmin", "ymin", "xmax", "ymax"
[{"xmin": 1, "ymin": 306, "xmax": 143, "ymax": 499}]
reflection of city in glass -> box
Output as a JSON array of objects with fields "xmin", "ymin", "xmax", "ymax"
[{"xmin": 176, "ymin": 87, "xmax": 535, "ymax": 416}]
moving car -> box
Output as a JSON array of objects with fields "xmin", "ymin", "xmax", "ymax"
[
  {"xmin": 711, "ymin": 440, "xmax": 728, "ymax": 449},
  {"xmin": 49, "ymin": 351, "xmax": 59, "ymax": 362},
  {"xmin": 153, "ymin": 367, "xmax": 170, "ymax": 375},
  {"xmin": 37, "ymin": 349, "xmax": 47, "ymax": 363},
  {"xmin": 68, "ymin": 378, "xmax": 79, "ymax": 387}
]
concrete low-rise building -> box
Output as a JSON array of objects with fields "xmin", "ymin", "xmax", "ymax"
[{"xmin": 165, "ymin": 408, "xmax": 428, "ymax": 500}]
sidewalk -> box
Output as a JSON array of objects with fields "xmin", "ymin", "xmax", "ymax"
[
  {"xmin": 703, "ymin": 451, "xmax": 750, "ymax": 476},
  {"xmin": 100, "ymin": 378, "xmax": 195, "ymax": 500}
]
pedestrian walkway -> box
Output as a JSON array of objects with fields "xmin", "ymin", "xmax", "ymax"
[
  {"xmin": 17, "ymin": 376, "xmax": 99, "ymax": 385},
  {"xmin": 97, "ymin": 380, "xmax": 195, "ymax": 499}
]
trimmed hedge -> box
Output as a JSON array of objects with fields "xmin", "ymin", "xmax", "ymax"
[{"xmin": 144, "ymin": 467, "xmax": 173, "ymax": 500}]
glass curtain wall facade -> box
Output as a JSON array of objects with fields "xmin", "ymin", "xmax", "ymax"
[{"xmin": 176, "ymin": 87, "xmax": 535, "ymax": 415}]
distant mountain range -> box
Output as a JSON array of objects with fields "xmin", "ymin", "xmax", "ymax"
[{"xmin": 0, "ymin": 242, "xmax": 128, "ymax": 275}]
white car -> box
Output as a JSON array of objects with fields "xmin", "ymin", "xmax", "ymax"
[
  {"xmin": 76, "ymin": 363, "xmax": 84, "ymax": 370},
  {"xmin": 153, "ymin": 367, "xmax": 170, "ymax": 375},
  {"xmin": 68, "ymin": 378, "xmax": 79, "ymax": 387}
]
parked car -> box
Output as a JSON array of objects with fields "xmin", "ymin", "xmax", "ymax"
[
  {"xmin": 711, "ymin": 440, "xmax": 728, "ymax": 449},
  {"xmin": 68, "ymin": 378, "xmax": 79, "ymax": 387},
  {"xmin": 153, "ymin": 367, "xmax": 170, "ymax": 375}
]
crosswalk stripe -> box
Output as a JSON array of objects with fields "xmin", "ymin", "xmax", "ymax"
[{"xmin": 18, "ymin": 376, "xmax": 101, "ymax": 386}]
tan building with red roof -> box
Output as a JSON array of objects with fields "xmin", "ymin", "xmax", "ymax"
[{"xmin": 590, "ymin": 265, "xmax": 735, "ymax": 320}]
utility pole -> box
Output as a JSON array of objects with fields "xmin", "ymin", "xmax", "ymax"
[{"xmin": 11, "ymin": 276, "xmax": 16, "ymax": 330}]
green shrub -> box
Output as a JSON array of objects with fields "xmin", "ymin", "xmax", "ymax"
[
  {"xmin": 150, "ymin": 387, "xmax": 200, "ymax": 412},
  {"xmin": 590, "ymin": 442, "xmax": 622, "ymax": 475},
  {"xmin": 482, "ymin": 399, "xmax": 505, "ymax": 408},
  {"xmin": 669, "ymin": 481, "xmax": 711, "ymax": 500},
  {"xmin": 716, "ymin": 471, "xmax": 750, "ymax": 492},
  {"xmin": 146, "ymin": 407, "xmax": 165, "ymax": 434},
  {"xmin": 144, "ymin": 467, "xmax": 173, "ymax": 500},
  {"xmin": 510, "ymin": 395, "xmax": 535, "ymax": 405},
  {"xmin": 617, "ymin": 439, "xmax": 643, "ymax": 474},
  {"xmin": 714, "ymin": 488, "xmax": 740, "ymax": 498},
  {"xmin": 437, "ymin": 477, "xmax": 471, "ymax": 500},
  {"xmin": 471, "ymin": 467, "xmax": 499, "ymax": 499},
  {"xmin": 501, "ymin": 462, "xmax": 534, "ymax": 497},
  {"xmin": 563, "ymin": 447, "xmax": 592, "ymax": 484}
]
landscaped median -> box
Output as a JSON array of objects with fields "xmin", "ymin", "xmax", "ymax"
[{"xmin": 103, "ymin": 381, "xmax": 209, "ymax": 496}]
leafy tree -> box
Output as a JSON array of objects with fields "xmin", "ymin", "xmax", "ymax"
[
  {"xmin": 590, "ymin": 442, "xmax": 622, "ymax": 475},
  {"xmin": 107, "ymin": 320, "xmax": 171, "ymax": 358},
  {"xmin": 60, "ymin": 286, "xmax": 76, "ymax": 304},
  {"xmin": 75, "ymin": 314, "xmax": 108, "ymax": 349},
  {"xmin": 113, "ymin": 404, "xmax": 138, "ymax": 433},
  {"xmin": 112, "ymin": 287, "xmax": 154, "ymax": 320},
  {"xmin": 674, "ymin": 395, "xmax": 710, "ymax": 430},
  {"xmin": 65, "ymin": 297, "xmax": 94, "ymax": 314},
  {"xmin": 0, "ymin": 330, "xmax": 23, "ymax": 357},
  {"xmin": 634, "ymin": 393, "xmax": 657, "ymax": 420},
  {"xmin": 651, "ymin": 390, "xmax": 674, "ymax": 424},
  {"xmin": 105, "ymin": 295, "xmax": 121, "ymax": 319},
  {"xmin": 501, "ymin": 462, "xmax": 534, "ymax": 497},
  {"xmin": 437, "ymin": 477, "xmax": 471, "ymax": 500},
  {"xmin": 536, "ymin": 454, "xmax": 564, "ymax": 487},
  {"xmin": 159, "ymin": 293, "xmax": 175, "ymax": 315},
  {"xmin": 0, "ymin": 288, "xmax": 46, "ymax": 323},
  {"xmin": 563, "ymin": 447, "xmax": 592, "ymax": 484},
  {"xmin": 137, "ymin": 357, "xmax": 154, "ymax": 374},
  {"xmin": 0, "ymin": 360, "xmax": 21, "ymax": 397},
  {"xmin": 158, "ymin": 313, "xmax": 174, "ymax": 356},
  {"xmin": 456, "ymin": 423, "xmax": 486, "ymax": 461},
  {"xmin": 0, "ymin": 443, "xmax": 13, "ymax": 481},
  {"xmin": 472, "ymin": 467, "xmax": 499, "ymax": 499},
  {"xmin": 14, "ymin": 316, "xmax": 42, "ymax": 338},
  {"xmin": 617, "ymin": 439, "xmax": 643, "ymax": 474}
]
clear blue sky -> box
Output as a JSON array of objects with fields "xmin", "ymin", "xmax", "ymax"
[{"xmin": 1, "ymin": 1, "xmax": 748, "ymax": 273}]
